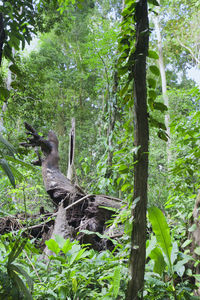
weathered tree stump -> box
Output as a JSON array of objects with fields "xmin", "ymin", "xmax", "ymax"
[{"xmin": 20, "ymin": 123, "xmax": 124, "ymax": 252}]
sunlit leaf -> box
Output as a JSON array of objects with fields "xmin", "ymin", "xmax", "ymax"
[
  {"xmin": 148, "ymin": 50, "xmax": 159, "ymax": 59},
  {"xmin": 148, "ymin": 207, "xmax": 172, "ymax": 268},
  {"xmin": 45, "ymin": 239, "xmax": 60, "ymax": 255},
  {"xmin": 113, "ymin": 266, "xmax": 121, "ymax": 297}
]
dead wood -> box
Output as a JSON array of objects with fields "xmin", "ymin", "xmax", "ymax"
[
  {"xmin": 0, "ymin": 216, "xmax": 22, "ymax": 234},
  {"xmin": 19, "ymin": 123, "xmax": 125, "ymax": 252}
]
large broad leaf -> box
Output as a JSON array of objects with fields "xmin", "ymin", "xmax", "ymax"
[
  {"xmin": 149, "ymin": 247, "xmax": 166, "ymax": 276},
  {"xmin": 148, "ymin": 50, "xmax": 159, "ymax": 59},
  {"xmin": 45, "ymin": 239, "xmax": 60, "ymax": 255},
  {"xmin": 149, "ymin": 65, "xmax": 160, "ymax": 76},
  {"xmin": 5, "ymin": 156, "xmax": 36, "ymax": 170},
  {"xmin": 148, "ymin": 207, "xmax": 172, "ymax": 268},
  {"xmin": 10, "ymin": 264, "xmax": 33, "ymax": 290},
  {"xmin": 8, "ymin": 239, "xmax": 26, "ymax": 265},
  {"xmin": 9, "ymin": 269, "xmax": 33, "ymax": 300},
  {"xmin": 0, "ymin": 158, "xmax": 15, "ymax": 187},
  {"xmin": 0, "ymin": 134, "xmax": 16, "ymax": 157},
  {"xmin": 154, "ymin": 102, "xmax": 168, "ymax": 112}
]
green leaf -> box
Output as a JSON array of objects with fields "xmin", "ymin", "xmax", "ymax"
[
  {"xmin": 11, "ymin": 264, "xmax": 33, "ymax": 290},
  {"xmin": 118, "ymin": 165, "xmax": 129, "ymax": 174},
  {"xmin": 118, "ymin": 66, "xmax": 129, "ymax": 76},
  {"xmin": 9, "ymin": 64, "xmax": 21, "ymax": 76},
  {"xmin": 5, "ymin": 156, "xmax": 36, "ymax": 170},
  {"xmin": 146, "ymin": 236, "xmax": 157, "ymax": 258},
  {"xmin": 188, "ymin": 224, "xmax": 197, "ymax": 232},
  {"xmin": 149, "ymin": 89, "xmax": 157, "ymax": 100},
  {"xmin": 148, "ymin": 78, "xmax": 156, "ymax": 89},
  {"xmin": 121, "ymin": 183, "xmax": 131, "ymax": 192},
  {"xmin": 5, "ymin": 155, "xmax": 36, "ymax": 171},
  {"xmin": 149, "ymin": 247, "xmax": 166, "ymax": 276},
  {"xmin": 148, "ymin": 97, "xmax": 154, "ymax": 110},
  {"xmin": 55, "ymin": 235, "xmax": 66, "ymax": 249},
  {"xmin": 148, "ymin": 0, "xmax": 160, "ymax": 6},
  {"xmin": 149, "ymin": 117, "xmax": 166, "ymax": 130},
  {"xmin": 0, "ymin": 159, "xmax": 15, "ymax": 187},
  {"xmin": 158, "ymin": 129, "xmax": 168, "ymax": 142},
  {"xmin": 9, "ymin": 269, "xmax": 33, "ymax": 300},
  {"xmin": 68, "ymin": 244, "xmax": 82, "ymax": 265},
  {"xmin": 113, "ymin": 266, "xmax": 121, "ymax": 297},
  {"xmin": 194, "ymin": 247, "xmax": 200, "ymax": 256},
  {"xmin": 62, "ymin": 238, "xmax": 72, "ymax": 254},
  {"xmin": 0, "ymin": 134, "xmax": 16, "ymax": 157},
  {"xmin": 148, "ymin": 207, "xmax": 172, "ymax": 268},
  {"xmin": 119, "ymin": 83, "xmax": 129, "ymax": 97},
  {"xmin": 182, "ymin": 239, "xmax": 192, "ymax": 248},
  {"xmin": 148, "ymin": 50, "xmax": 159, "ymax": 59},
  {"xmin": 74, "ymin": 248, "xmax": 88, "ymax": 261},
  {"xmin": 149, "ymin": 65, "xmax": 160, "ymax": 76},
  {"xmin": 174, "ymin": 253, "xmax": 192, "ymax": 277},
  {"xmin": 72, "ymin": 277, "xmax": 78, "ymax": 293},
  {"xmin": 153, "ymin": 102, "xmax": 168, "ymax": 112},
  {"xmin": 171, "ymin": 242, "xmax": 178, "ymax": 265},
  {"xmin": 0, "ymin": 87, "xmax": 10, "ymax": 100},
  {"xmin": 174, "ymin": 261, "xmax": 185, "ymax": 277},
  {"xmin": 3, "ymin": 44, "xmax": 14, "ymax": 62},
  {"xmin": 9, "ymin": 164, "xmax": 24, "ymax": 182},
  {"xmin": 8, "ymin": 239, "xmax": 26, "ymax": 265},
  {"xmin": 45, "ymin": 239, "xmax": 60, "ymax": 255}
]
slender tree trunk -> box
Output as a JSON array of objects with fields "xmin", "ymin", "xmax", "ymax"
[
  {"xmin": 106, "ymin": 69, "xmax": 118, "ymax": 178},
  {"xmin": 67, "ymin": 118, "xmax": 75, "ymax": 181},
  {"xmin": 154, "ymin": 3, "xmax": 171, "ymax": 164},
  {"xmin": 0, "ymin": 51, "xmax": 13, "ymax": 132},
  {"xmin": 126, "ymin": 1, "xmax": 149, "ymax": 299},
  {"xmin": 0, "ymin": 12, "xmax": 5, "ymax": 66}
]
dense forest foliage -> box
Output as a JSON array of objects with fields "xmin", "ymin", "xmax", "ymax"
[{"xmin": 0, "ymin": 0, "xmax": 200, "ymax": 299}]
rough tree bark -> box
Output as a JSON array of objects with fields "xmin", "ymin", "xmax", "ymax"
[
  {"xmin": 126, "ymin": 1, "xmax": 149, "ymax": 299},
  {"xmin": 21, "ymin": 122, "xmax": 123, "ymax": 252},
  {"xmin": 190, "ymin": 191, "xmax": 200, "ymax": 296}
]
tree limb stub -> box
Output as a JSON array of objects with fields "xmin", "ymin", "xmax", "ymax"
[{"xmin": 21, "ymin": 122, "xmax": 84, "ymax": 207}]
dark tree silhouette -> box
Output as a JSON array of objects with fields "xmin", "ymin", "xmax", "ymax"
[{"xmin": 126, "ymin": 0, "xmax": 149, "ymax": 299}]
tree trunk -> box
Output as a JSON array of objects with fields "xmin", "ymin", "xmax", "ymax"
[
  {"xmin": 190, "ymin": 191, "xmax": 200, "ymax": 296},
  {"xmin": 154, "ymin": 2, "xmax": 171, "ymax": 165},
  {"xmin": 105, "ymin": 69, "xmax": 119, "ymax": 179},
  {"xmin": 67, "ymin": 117, "xmax": 75, "ymax": 181},
  {"xmin": 0, "ymin": 12, "xmax": 5, "ymax": 66},
  {"xmin": 126, "ymin": 1, "xmax": 149, "ymax": 299},
  {"xmin": 0, "ymin": 50, "xmax": 14, "ymax": 132}
]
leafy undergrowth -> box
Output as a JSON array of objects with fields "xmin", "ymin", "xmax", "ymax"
[{"xmin": 0, "ymin": 207, "xmax": 199, "ymax": 299}]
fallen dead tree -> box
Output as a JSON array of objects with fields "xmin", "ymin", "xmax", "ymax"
[{"xmin": 14, "ymin": 122, "xmax": 124, "ymax": 252}]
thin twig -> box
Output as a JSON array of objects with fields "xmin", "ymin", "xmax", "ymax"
[{"xmin": 23, "ymin": 249, "xmax": 42, "ymax": 283}]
